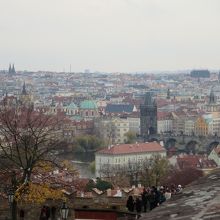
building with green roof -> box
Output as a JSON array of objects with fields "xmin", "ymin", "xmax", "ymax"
[
  {"xmin": 66, "ymin": 102, "xmax": 78, "ymax": 116},
  {"xmin": 79, "ymin": 100, "xmax": 98, "ymax": 118},
  {"xmin": 80, "ymin": 100, "xmax": 98, "ymax": 109}
]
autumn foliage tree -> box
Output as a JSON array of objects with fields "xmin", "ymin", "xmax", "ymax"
[
  {"xmin": 0, "ymin": 106, "xmax": 78, "ymax": 207},
  {"xmin": 140, "ymin": 155, "xmax": 170, "ymax": 187},
  {"xmin": 99, "ymin": 155, "xmax": 170, "ymax": 187},
  {"xmin": 0, "ymin": 107, "xmax": 60, "ymax": 179},
  {"xmin": 74, "ymin": 135, "xmax": 104, "ymax": 153},
  {"xmin": 162, "ymin": 167, "xmax": 204, "ymax": 187},
  {"xmin": 125, "ymin": 131, "xmax": 137, "ymax": 144},
  {"xmin": 99, "ymin": 164, "xmax": 130, "ymax": 187}
]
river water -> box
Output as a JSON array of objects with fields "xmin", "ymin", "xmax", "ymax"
[
  {"xmin": 59, "ymin": 152, "xmax": 95, "ymax": 179},
  {"xmin": 72, "ymin": 160, "xmax": 94, "ymax": 178}
]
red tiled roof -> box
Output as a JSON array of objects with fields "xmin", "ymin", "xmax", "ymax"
[
  {"xmin": 168, "ymin": 147, "xmax": 177, "ymax": 152},
  {"xmin": 97, "ymin": 142, "xmax": 166, "ymax": 155},
  {"xmin": 177, "ymin": 155, "xmax": 217, "ymax": 169},
  {"xmin": 156, "ymin": 99, "xmax": 170, "ymax": 108},
  {"xmin": 157, "ymin": 112, "xmax": 171, "ymax": 120}
]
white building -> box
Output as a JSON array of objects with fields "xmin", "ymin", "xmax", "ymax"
[
  {"xmin": 208, "ymin": 146, "xmax": 220, "ymax": 166},
  {"xmin": 95, "ymin": 142, "xmax": 166, "ymax": 177},
  {"xmin": 157, "ymin": 112, "xmax": 172, "ymax": 134},
  {"xmin": 184, "ymin": 118, "xmax": 195, "ymax": 135},
  {"xmin": 157, "ymin": 119, "xmax": 173, "ymax": 134},
  {"xmin": 124, "ymin": 116, "xmax": 140, "ymax": 135},
  {"xmin": 211, "ymin": 112, "xmax": 220, "ymax": 136}
]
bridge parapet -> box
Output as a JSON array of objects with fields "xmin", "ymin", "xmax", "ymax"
[{"xmin": 146, "ymin": 134, "xmax": 220, "ymax": 153}]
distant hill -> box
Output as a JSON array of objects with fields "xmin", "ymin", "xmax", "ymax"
[{"xmin": 190, "ymin": 70, "xmax": 210, "ymax": 78}]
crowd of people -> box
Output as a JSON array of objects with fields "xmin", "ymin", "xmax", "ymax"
[{"xmin": 126, "ymin": 185, "xmax": 182, "ymax": 218}]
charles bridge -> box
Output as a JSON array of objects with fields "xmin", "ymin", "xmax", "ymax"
[{"xmin": 146, "ymin": 133, "xmax": 220, "ymax": 154}]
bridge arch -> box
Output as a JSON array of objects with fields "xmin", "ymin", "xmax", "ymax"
[
  {"xmin": 185, "ymin": 140, "xmax": 199, "ymax": 155},
  {"xmin": 207, "ymin": 141, "xmax": 219, "ymax": 154},
  {"xmin": 165, "ymin": 138, "xmax": 177, "ymax": 149}
]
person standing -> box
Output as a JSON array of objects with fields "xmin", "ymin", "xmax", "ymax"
[
  {"xmin": 51, "ymin": 206, "xmax": 56, "ymax": 220},
  {"xmin": 141, "ymin": 188, "xmax": 148, "ymax": 212},
  {"xmin": 126, "ymin": 195, "xmax": 135, "ymax": 212},
  {"xmin": 149, "ymin": 188, "xmax": 157, "ymax": 210},
  {"xmin": 39, "ymin": 206, "xmax": 47, "ymax": 220},
  {"xmin": 165, "ymin": 189, "xmax": 172, "ymax": 200},
  {"xmin": 135, "ymin": 197, "xmax": 142, "ymax": 219},
  {"xmin": 19, "ymin": 209, "xmax": 25, "ymax": 220}
]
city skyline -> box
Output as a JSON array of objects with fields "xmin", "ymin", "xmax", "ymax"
[{"xmin": 1, "ymin": 0, "xmax": 220, "ymax": 72}]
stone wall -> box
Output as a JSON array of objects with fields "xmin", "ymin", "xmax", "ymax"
[
  {"xmin": 0, "ymin": 200, "xmax": 74, "ymax": 220},
  {"xmin": 75, "ymin": 196, "xmax": 127, "ymax": 211},
  {"xmin": 0, "ymin": 194, "xmax": 128, "ymax": 219}
]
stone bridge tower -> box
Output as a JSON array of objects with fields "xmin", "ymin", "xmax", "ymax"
[{"xmin": 140, "ymin": 92, "xmax": 157, "ymax": 139}]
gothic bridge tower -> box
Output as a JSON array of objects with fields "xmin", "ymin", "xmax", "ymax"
[{"xmin": 140, "ymin": 92, "xmax": 157, "ymax": 139}]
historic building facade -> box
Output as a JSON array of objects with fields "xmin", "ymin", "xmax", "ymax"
[
  {"xmin": 95, "ymin": 117, "xmax": 130, "ymax": 145},
  {"xmin": 95, "ymin": 142, "xmax": 166, "ymax": 177}
]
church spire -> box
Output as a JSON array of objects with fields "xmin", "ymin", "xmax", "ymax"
[
  {"xmin": 51, "ymin": 98, "xmax": 56, "ymax": 107},
  {"xmin": 144, "ymin": 91, "xmax": 154, "ymax": 106},
  {"xmin": 12, "ymin": 64, "xmax": 16, "ymax": 74},
  {"xmin": 209, "ymin": 88, "xmax": 216, "ymax": 104},
  {"xmin": 8, "ymin": 63, "xmax": 16, "ymax": 75},
  {"xmin": 167, "ymin": 88, "xmax": 171, "ymax": 99},
  {"xmin": 8, "ymin": 64, "xmax": 12, "ymax": 74},
  {"xmin": 21, "ymin": 82, "xmax": 27, "ymax": 95}
]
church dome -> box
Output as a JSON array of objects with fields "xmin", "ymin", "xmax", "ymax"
[
  {"xmin": 67, "ymin": 102, "xmax": 78, "ymax": 110},
  {"xmin": 80, "ymin": 100, "xmax": 97, "ymax": 109}
]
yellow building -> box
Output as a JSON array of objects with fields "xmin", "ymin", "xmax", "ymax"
[
  {"xmin": 194, "ymin": 115, "xmax": 212, "ymax": 136},
  {"xmin": 98, "ymin": 117, "xmax": 130, "ymax": 145}
]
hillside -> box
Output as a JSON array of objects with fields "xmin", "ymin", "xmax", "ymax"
[{"xmin": 141, "ymin": 169, "xmax": 220, "ymax": 220}]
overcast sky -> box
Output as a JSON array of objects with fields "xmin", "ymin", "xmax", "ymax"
[{"xmin": 1, "ymin": 0, "xmax": 220, "ymax": 72}]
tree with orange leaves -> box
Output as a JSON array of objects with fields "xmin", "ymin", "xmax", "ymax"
[{"xmin": 0, "ymin": 106, "xmax": 78, "ymax": 219}]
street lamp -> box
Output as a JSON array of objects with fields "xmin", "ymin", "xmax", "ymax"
[
  {"xmin": 8, "ymin": 190, "xmax": 14, "ymax": 205},
  {"xmin": 7, "ymin": 189, "xmax": 16, "ymax": 220},
  {"xmin": 60, "ymin": 202, "xmax": 69, "ymax": 220}
]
